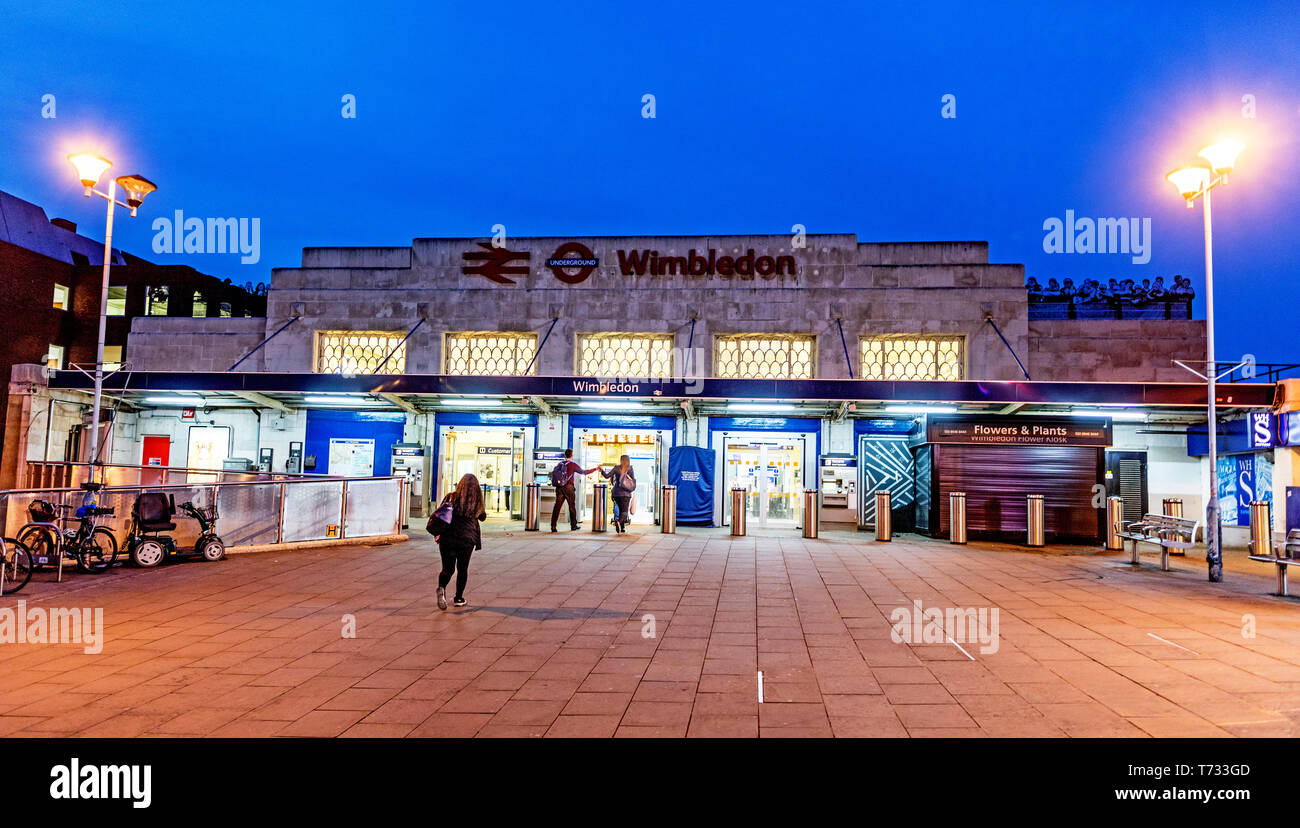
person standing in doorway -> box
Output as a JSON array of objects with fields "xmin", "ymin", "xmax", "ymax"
[
  {"xmin": 550, "ymin": 448, "xmax": 599, "ymax": 532},
  {"xmin": 600, "ymin": 455, "xmax": 637, "ymax": 533},
  {"xmin": 433, "ymin": 473, "xmax": 487, "ymax": 609}
]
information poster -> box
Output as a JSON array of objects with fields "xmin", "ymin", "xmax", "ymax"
[
  {"xmin": 1216, "ymin": 453, "xmax": 1273, "ymax": 526},
  {"xmin": 329, "ymin": 438, "xmax": 375, "ymax": 477}
]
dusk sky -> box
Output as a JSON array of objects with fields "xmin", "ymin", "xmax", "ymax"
[{"xmin": 2, "ymin": 0, "xmax": 1297, "ymax": 367}]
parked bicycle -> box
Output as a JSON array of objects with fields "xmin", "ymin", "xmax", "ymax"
[
  {"xmin": 17, "ymin": 496, "xmax": 119, "ymax": 575},
  {"xmin": 1, "ymin": 536, "xmax": 34, "ymax": 594}
]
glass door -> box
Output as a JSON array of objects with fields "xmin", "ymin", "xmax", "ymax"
[
  {"xmin": 510, "ymin": 430, "xmax": 525, "ymax": 519},
  {"xmin": 724, "ymin": 439, "xmax": 804, "ymax": 527}
]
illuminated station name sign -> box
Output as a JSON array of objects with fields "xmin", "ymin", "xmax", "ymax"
[{"xmin": 616, "ymin": 248, "xmax": 797, "ymax": 280}]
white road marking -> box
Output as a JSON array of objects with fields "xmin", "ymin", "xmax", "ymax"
[
  {"xmin": 757, "ymin": 670, "xmax": 764, "ymax": 703},
  {"xmin": 946, "ymin": 637, "xmax": 976, "ymax": 661},
  {"xmin": 1147, "ymin": 633, "xmax": 1199, "ymax": 655}
]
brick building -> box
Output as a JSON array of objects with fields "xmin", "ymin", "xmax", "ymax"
[{"xmin": 0, "ymin": 189, "xmax": 265, "ymax": 487}]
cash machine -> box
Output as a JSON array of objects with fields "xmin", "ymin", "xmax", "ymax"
[
  {"xmin": 818, "ymin": 454, "xmax": 857, "ymax": 524},
  {"xmin": 391, "ymin": 443, "xmax": 431, "ymax": 518}
]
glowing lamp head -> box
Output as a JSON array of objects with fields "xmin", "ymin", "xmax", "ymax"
[
  {"xmin": 1166, "ymin": 165, "xmax": 1210, "ymax": 205},
  {"xmin": 67, "ymin": 152, "xmax": 112, "ymax": 194},
  {"xmin": 1197, "ymin": 140, "xmax": 1245, "ymax": 177},
  {"xmin": 115, "ymin": 175, "xmax": 157, "ymax": 211}
]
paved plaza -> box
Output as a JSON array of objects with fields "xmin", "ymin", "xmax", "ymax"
[{"xmin": 2, "ymin": 524, "xmax": 1299, "ymax": 738}]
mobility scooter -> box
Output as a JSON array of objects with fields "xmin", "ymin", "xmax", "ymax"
[{"xmin": 126, "ymin": 492, "xmax": 226, "ymax": 568}]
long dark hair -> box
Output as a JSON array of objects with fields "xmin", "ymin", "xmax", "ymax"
[{"xmin": 451, "ymin": 473, "xmax": 484, "ymax": 516}]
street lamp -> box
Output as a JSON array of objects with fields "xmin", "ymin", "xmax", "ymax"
[
  {"xmin": 1165, "ymin": 138, "xmax": 1245, "ymax": 583},
  {"xmin": 66, "ymin": 152, "xmax": 157, "ymax": 481}
]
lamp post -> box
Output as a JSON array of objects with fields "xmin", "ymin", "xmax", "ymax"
[
  {"xmin": 1165, "ymin": 139, "xmax": 1244, "ymax": 583},
  {"xmin": 66, "ymin": 152, "xmax": 157, "ymax": 482}
]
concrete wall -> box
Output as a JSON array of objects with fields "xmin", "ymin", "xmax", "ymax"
[
  {"xmin": 127, "ymin": 316, "xmax": 267, "ymax": 372},
  {"xmin": 1028, "ymin": 320, "xmax": 1207, "ymax": 382}
]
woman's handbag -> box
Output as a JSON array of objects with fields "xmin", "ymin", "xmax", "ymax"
[{"xmin": 426, "ymin": 498, "xmax": 454, "ymax": 536}]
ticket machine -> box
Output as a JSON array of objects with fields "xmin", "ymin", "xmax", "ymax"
[
  {"xmin": 534, "ymin": 448, "xmax": 565, "ymax": 521},
  {"xmin": 391, "ymin": 443, "xmax": 431, "ymax": 518},
  {"xmin": 818, "ymin": 455, "xmax": 857, "ymax": 524}
]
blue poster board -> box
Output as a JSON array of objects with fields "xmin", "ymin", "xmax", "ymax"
[
  {"xmin": 668, "ymin": 446, "xmax": 714, "ymax": 526},
  {"xmin": 1216, "ymin": 453, "xmax": 1273, "ymax": 526}
]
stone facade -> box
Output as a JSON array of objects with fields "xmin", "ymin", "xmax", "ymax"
[
  {"xmin": 1028, "ymin": 320, "xmax": 1207, "ymax": 382},
  {"xmin": 128, "ymin": 316, "xmax": 267, "ymax": 373},
  {"xmin": 126, "ymin": 234, "xmax": 1205, "ymax": 382}
]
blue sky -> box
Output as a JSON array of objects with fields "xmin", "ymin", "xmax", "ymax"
[{"xmin": 2, "ymin": 0, "xmax": 1297, "ymax": 365}]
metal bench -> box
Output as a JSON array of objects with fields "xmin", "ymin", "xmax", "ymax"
[
  {"xmin": 1248, "ymin": 529, "xmax": 1300, "ymax": 597},
  {"xmin": 1116, "ymin": 513, "xmax": 1200, "ymax": 572}
]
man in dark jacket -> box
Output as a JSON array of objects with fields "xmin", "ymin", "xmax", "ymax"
[{"xmin": 551, "ymin": 448, "xmax": 599, "ymax": 532}]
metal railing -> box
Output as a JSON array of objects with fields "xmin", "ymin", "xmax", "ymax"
[
  {"xmin": 1211, "ymin": 362, "xmax": 1300, "ymax": 384},
  {"xmin": 1, "ymin": 475, "xmax": 406, "ymax": 552},
  {"xmin": 23, "ymin": 460, "xmax": 343, "ymax": 491}
]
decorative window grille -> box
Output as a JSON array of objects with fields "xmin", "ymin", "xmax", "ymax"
[
  {"xmin": 315, "ymin": 331, "xmax": 408, "ymax": 374},
  {"xmin": 860, "ymin": 335, "xmax": 965, "ymax": 380},
  {"xmin": 444, "ymin": 332, "xmax": 537, "ymax": 376},
  {"xmin": 715, "ymin": 334, "xmax": 814, "ymax": 379},
  {"xmin": 577, "ymin": 333, "xmax": 674, "ymax": 379}
]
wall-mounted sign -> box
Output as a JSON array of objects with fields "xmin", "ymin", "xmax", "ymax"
[
  {"xmin": 329, "ymin": 437, "xmax": 375, "ymax": 477},
  {"xmin": 534, "ymin": 449, "xmax": 566, "ymax": 462},
  {"xmin": 1284, "ymin": 412, "xmax": 1300, "ymax": 447},
  {"xmin": 1188, "ymin": 414, "xmax": 1280, "ymax": 456},
  {"xmin": 477, "ymin": 446, "xmax": 513, "ymax": 455},
  {"xmin": 585, "ymin": 432, "xmax": 656, "ymax": 444},
  {"xmin": 546, "ymin": 242, "xmax": 598, "ymax": 284},
  {"xmin": 926, "ymin": 416, "xmax": 1112, "ymax": 447},
  {"xmin": 1250, "ymin": 412, "xmax": 1275, "ymax": 449},
  {"xmin": 820, "ymin": 456, "xmax": 857, "ymax": 468},
  {"xmin": 182, "ymin": 408, "xmax": 195, "ymax": 420},
  {"xmin": 326, "ymin": 524, "xmax": 340, "ymax": 538},
  {"xmin": 616, "ymin": 247, "xmax": 797, "ymax": 280},
  {"xmin": 462, "ymin": 242, "xmax": 530, "ymax": 285}
]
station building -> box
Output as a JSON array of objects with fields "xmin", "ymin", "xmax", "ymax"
[{"xmin": 12, "ymin": 232, "xmax": 1293, "ymax": 544}]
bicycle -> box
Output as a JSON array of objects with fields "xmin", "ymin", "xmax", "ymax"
[
  {"xmin": 1, "ymin": 536, "xmax": 33, "ymax": 594},
  {"xmin": 18, "ymin": 498, "xmax": 119, "ymax": 576}
]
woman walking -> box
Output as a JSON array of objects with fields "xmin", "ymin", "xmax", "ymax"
[
  {"xmin": 433, "ymin": 473, "xmax": 487, "ymax": 609},
  {"xmin": 599, "ymin": 455, "xmax": 637, "ymax": 533}
]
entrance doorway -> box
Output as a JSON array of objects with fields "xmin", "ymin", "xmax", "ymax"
[
  {"xmin": 439, "ymin": 428, "xmax": 527, "ymax": 519},
  {"xmin": 722, "ymin": 438, "xmax": 806, "ymax": 527},
  {"xmin": 576, "ymin": 431, "xmax": 664, "ymax": 525},
  {"xmin": 141, "ymin": 435, "xmax": 170, "ymax": 485},
  {"xmin": 186, "ymin": 425, "xmax": 230, "ymax": 483}
]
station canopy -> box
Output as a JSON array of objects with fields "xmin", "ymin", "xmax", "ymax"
[{"xmin": 48, "ymin": 370, "xmax": 1277, "ymax": 424}]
